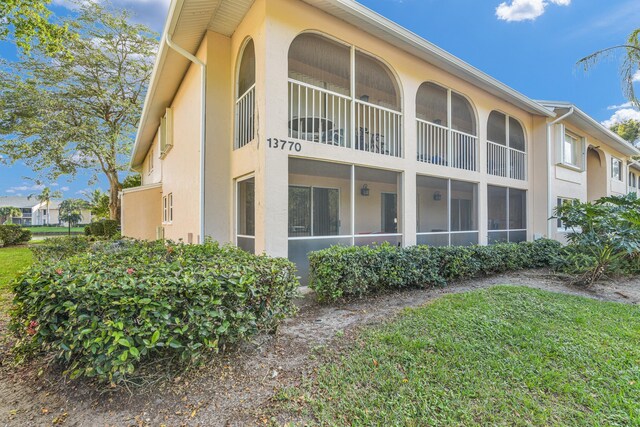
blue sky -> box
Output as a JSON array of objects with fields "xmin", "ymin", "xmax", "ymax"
[{"xmin": 1, "ymin": 0, "xmax": 639, "ymax": 198}]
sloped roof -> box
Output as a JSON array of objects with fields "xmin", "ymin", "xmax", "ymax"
[{"xmin": 0, "ymin": 197, "xmax": 38, "ymax": 209}]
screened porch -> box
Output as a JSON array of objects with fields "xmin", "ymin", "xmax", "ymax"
[{"xmin": 288, "ymin": 158, "xmax": 402, "ymax": 278}]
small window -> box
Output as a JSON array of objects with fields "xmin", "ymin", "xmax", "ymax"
[
  {"xmin": 556, "ymin": 198, "xmax": 575, "ymax": 230},
  {"xmin": 163, "ymin": 193, "xmax": 173, "ymax": 224},
  {"xmin": 612, "ymin": 158, "xmax": 623, "ymax": 181},
  {"xmin": 563, "ymin": 133, "xmax": 580, "ymax": 167}
]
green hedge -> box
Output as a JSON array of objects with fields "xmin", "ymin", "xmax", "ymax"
[
  {"xmin": 30, "ymin": 236, "xmax": 94, "ymax": 263},
  {"xmin": 0, "ymin": 224, "xmax": 31, "ymax": 247},
  {"xmin": 11, "ymin": 240, "xmax": 299, "ymax": 384},
  {"xmin": 309, "ymin": 239, "xmax": 562, "ymax": 302},
  {"xmin": 85, "ymin": 219, "xmax": 120, "ymax": 238}
]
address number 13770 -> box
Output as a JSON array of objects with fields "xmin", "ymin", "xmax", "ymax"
[{"xmin": 268, "ymin": 138, "xmax": 302, "ymax": 152}]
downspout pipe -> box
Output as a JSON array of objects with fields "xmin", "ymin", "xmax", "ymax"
[
  {"xmin": 165, "ymin": 33, "xmax": 207, "ymax": 243},
  {"xmin": 546, "ymin": 107, "xmax": 574, "ymax": 238}
]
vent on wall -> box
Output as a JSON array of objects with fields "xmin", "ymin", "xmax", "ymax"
[{"xmin": 159, "ymin": 107, "xmax": 174, "ymax": 157}]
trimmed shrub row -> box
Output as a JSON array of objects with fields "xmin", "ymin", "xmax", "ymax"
[
  {"xmin": 11, "ymin": 240, "xmax": 299, "ymax": 384},
  {"xmin": 84, "ymin": 219, "xmax": 120, "ymax": 238},
  {"xmin": 309, "ymin": 239, "xmax": 562, "ymax": 302},
  {"xmin": 30, "ymin": 235, "xmax": 94, "ymax": 263},
  {"xmin": 0, "ymin": 224, "xmax": 31, "ymax": 247}
]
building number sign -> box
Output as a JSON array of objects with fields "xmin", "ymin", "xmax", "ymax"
[{"xmin": 268, "ymin": 138, "xmax": 302, "ymax": 152}]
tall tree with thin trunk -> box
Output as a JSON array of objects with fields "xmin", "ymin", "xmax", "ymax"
[
  {"xmin": 0, "ymin": 2, "xmax": 157, "ymax": 220},
  {"xmin": 29, "ymin": 186, "xmax": 61, "ymax": 225}
]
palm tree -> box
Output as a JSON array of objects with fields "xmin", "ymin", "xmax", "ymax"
[
  {"xmin": 0, "ymin": 206, "xmax": 22, "ymax": 224},
  {"xmin": 578, "ymin": 29, "xmax": 640, "ymax": 107},
  {"xmin": 29, "ymin": 187, "xmax": 61, "ymax": 225}
]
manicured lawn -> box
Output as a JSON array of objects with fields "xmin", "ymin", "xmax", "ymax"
[
  {"xmin": 291, "ymin": 287, "xmax": 640, "ymax": 426},
  {"xmin": 25, "ymin": 226, "xmax": 85, "ymax": 234},
  {"xmin": 0, "ymin": 246, "xmax": 33, "ymax": 313}
]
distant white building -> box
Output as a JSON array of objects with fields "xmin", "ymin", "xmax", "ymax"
[{"xmin": 0, "ymin": 197, "xmax": 92, "ymax": 226}]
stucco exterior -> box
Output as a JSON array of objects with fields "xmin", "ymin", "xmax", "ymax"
[
  {"xmin": 123, "ymin": 0, "xmax": 640, "ymax": 277},
  {"xmin": 121, "ymin": 184, "xmax": 163, "ymax": 241}
]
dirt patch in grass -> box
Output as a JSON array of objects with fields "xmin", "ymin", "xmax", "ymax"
[{"xmin": 0, "ymin": 269, "xmax": 638, "ymax": 426}]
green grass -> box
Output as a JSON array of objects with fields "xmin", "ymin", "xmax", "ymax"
[
  {"xmin": 0, "ymin": 246, "xmax": 33, "ymax": 313},
  {"xmin": 25, "ymin": 226, "xmax": 84, "ymax": 234},
  {"xmin": 289, "ymin": 287, "xmax": 640, "ymax": 426}
]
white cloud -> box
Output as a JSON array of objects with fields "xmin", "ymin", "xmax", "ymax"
[
  {"xmin": 6, "ymin": 183, "xmax": 45, "ymax": 193},
  {"xmin": 633, "ymin": 70, "xmax": 640, "ymax": 82},
  {"xmin": 61, "ymin": 186, "xmax": 70, "ymax": 192},
  {"xmin": 496, "ymin": 0, "xmax": 570, "ymax": 22},
  {"xmin": 608, "ymin": 101, "xmax": 635, "ymax": 110},
  {"xmin": 602, "ymin": 108, "xmax": 640, "ymax": 128}
]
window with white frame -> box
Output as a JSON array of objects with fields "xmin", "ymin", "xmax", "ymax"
[
  {"xmin": 629, "ymin": 171, "xmax": 638, "ymax": 192},
  {"xmin": 556, "ymin": 197, "xmax": 576, "ymax": 231},
  {"xmin": 162, "ymin": 193, "xmax": 173, "ymax": 224},
  {"xmin": 612, "ymin": 157, "xmax": 623, "ymax": 181},
  {"xmin": 562, "ymin": 132, "xmax": 581, "ymax": 167}
]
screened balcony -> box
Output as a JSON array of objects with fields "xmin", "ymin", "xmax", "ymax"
[
  {"xmin": 629, "ymin": 171, "xmax": 638, "ymax": 195},
  {"xmin": 235, "ymin": 40, "xmax": 256, "ymax": 149},
  {"xmin": 288, "ymin": 158, "xmax": 402, "ymax": 278},
  {"xmin": 416, "ymin": 82, "xmax": 478, "ymax": 172},
  {"xmin": 288, "ymin": 33, "xmax": 403, "ymax": 157},
  {"xmin": 487, "ymin": 111, "xmax": 527, "ymax": 181}
]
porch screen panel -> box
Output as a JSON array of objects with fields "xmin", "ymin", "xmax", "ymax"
[
  {"xmin": 238, "ymin": 40, "xmax": 255, "ymax": 97},
  {"xmin": 288, "ymin": 33, "xmax": 350, "ymax": 95},
  {"xmin": 355, "ymin": 166, "xmax": 401, "ymax": 245},
  {"xmin": 450, "ymin": 180, "xmax": 477, "ymax": 232},
  {"xmin": 488, "ymin": 185, "xmax": 527, "ymax": 244},
  {"xmin": 487, "ymin": 111, "xmax": 506, "ymax": 145},
  {"xmin": 313, "ymin": 188, "xmax": 340, "ymax": 236},
  {"xmin": 509, "ymin": 117, "xmax": 525, "ymax": 152},
  {"xmin": 416, "ymin": 82, "xmax": 448, "ymax": 126},
  {"xmin": 354, "ymin": 51, "xmax": 400, "ymax": 110},
  {"xmin": 236, "ymin": 177, "xmax": 255, "ymax": 253},
  {"xmin": 288, "ymin": 186, "xmax": 311, "ymax": 237},
  {"xmin": 451, "ymin": 92, "xmax": 476, "ymax": 135}
]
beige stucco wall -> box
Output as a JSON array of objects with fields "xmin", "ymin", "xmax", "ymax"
[
  {"xmin": 159, "ymin": 40, "xmax": 207, "ymax": 243},
  {"xmin": 141, "ymin": 132, "xmax": 162, "ymax": 186},
  {"xmin": 121, "ymin": 185, "xmax": 163, "ymax": 240}
]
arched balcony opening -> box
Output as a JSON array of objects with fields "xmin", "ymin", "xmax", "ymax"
[
  {"xmin": 487, "ymin": 111, "xmax": 527, "ymax": 180},
  {"xmin": 416, "ymin": 82, "xmax": 477, "ymax": 171},
  {"xmin": 235, "ymin": 39, "xmax": 256, "ymax": 149}
]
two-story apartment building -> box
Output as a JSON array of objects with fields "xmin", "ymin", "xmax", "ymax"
[{"xmin": 122, "ymin": 0, "xmax": 640, "ymax": 278}]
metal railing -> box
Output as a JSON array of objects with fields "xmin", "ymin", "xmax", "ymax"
[
  {"xmin": 354, "ymin": 100, "xmax": 403, "ymax": 157},
  {"xmin": 288, "ymin": 79, "xmax": 351, "ymax": 148},
  {"xmin": 487, "ymin": 141, "xmax": 527, "ymax": 180},
  {"xmin": 235, "ymin": 84, "xmax": 255, "ymax": 149},
  {"xmin": 416, "ymin": 119, "xmax": 477, "ymax": 171},
  {"xmin": 288, "ymin": 79, "xmax": 403, "ymax": 157}
]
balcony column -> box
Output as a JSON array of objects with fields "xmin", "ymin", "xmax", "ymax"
[
  {"xmin": 253, "ymin": 13, "xmax": 289, "ymax": 257},
  {"xmin": 477, "ymin": 110, "xmax": 489, "ymax": 245},
  {"xmin": 402, "ymin": 79, "xmax": 418, "ymax": 247}
]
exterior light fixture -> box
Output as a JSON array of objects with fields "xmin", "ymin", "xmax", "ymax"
[
  {"xmin": 360, "ymin": 184, "xmax": 370, "ymax": 197},
  {"xmin": 433, "ymin": 191, "xmax": 442, "ymax": 201}
]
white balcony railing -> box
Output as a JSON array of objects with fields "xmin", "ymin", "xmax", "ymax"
[
  {"xmin": 487, "ymin": 141, "xmax": 527, "ymax": 180},
  {"xmin": 416, "ymin": 119, "xmax": 477, "ymax": 171},
  {"xmin": 355, "ymin": 100, "xmax": 403, "ymax": 157},
  {"xmin": 288, "ymin": 79, "xmax": 403, "ymax": 157},
  {"xmin": 288, "ymin": 80, "xmax": 351, "ymax": 148},
  {"xmin": 235, "ymin": 84, "xmax": 256, "ymax": 149}
]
